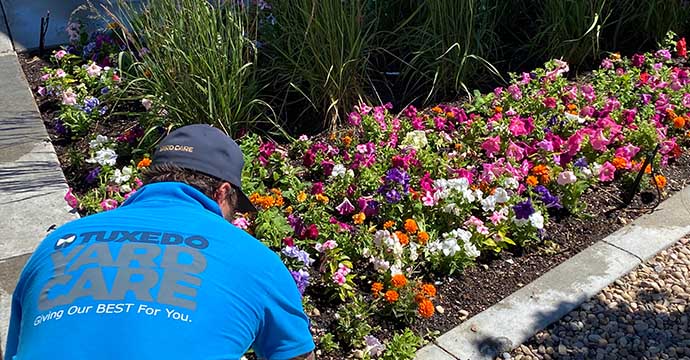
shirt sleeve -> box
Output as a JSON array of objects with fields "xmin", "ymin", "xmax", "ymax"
[
  {"xmin": 4, "ymin": 282, "xmax": 22, "ymax": 360},
  {"xmin": 252, "ymin": 257, "xmax": 314, "ymax": 360}
]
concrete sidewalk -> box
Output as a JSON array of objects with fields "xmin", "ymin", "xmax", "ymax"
[{"xmin": 0, "ymin": 15, "xmax": 78, "ymax": 356}]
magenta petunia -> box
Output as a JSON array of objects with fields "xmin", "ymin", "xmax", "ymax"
[
  {"xmin": 598, "ymin": 162, "xmax": 616, "ymax": 182},
  {"xmin": 481, "ymin": 135, "xmax": 501, "ymax": 158}
]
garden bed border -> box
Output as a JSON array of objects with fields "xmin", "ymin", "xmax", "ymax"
[{"xmin": 416, "ymin": 185, "xmax": 690, "ymax": 360}]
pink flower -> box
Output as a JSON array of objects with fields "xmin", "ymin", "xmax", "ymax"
[
  {"xmin": 37, "ymin": 86, "xmax": 47, "ymax": 97},
  {"xmin": 348, "ymin": 111, "xmax": 361, "ymax": 126},
  {"xmin": 601, "ymin": 58, "xmax": 613, "ymax": 69},
  {"xmin": 355, "ymin": 103, "xmax": 372, "ymax": 115},
  {"xmin": 579, "ymin": 105, "xmax": 595, "ymax": 117},
  {"xmin": 481, "ymin": 136, "xmax": 501, "ymax": 158},
  {"xmin": 507, "ymin": 84, "xmax": 522, "ymax": 100},
  {"xmin": 55, "ymin": 69, "xmax": 67, "ymax": 78},
  {"xmin": 615, "ymin": 144, "xmax": 640, "ymax": 161},
  {"xmin": 100, "ymin": 199, "xmax": 119, "ymax": 211},
  {"xmin": 508, "ymin": 116, "xmax": 534, "ymax": 137},
  {"xmin": 123, "ymin": 189, "xmax": 137, "ymax": 200},
  {"xmin": 520, "ymin": 72, "xmax": 531, "ymax": 85},
  {"xmin": 682, "ymin": 93, "xmax": 690, "ymax": 108},
  {"xmin": 456, "ymin": 168, "xmax": 475, "ymax": 184},
  {"xmin": 420, "ymin": 172, "xmax": 434, "ymax": 192},
  {"xmin": 86, "ymin": 62, "xmax": 102, "ymax": 77},
  {"xmin": 556, "ymin": 171, "xmax": 577, "ymax": 185},
  {"xmin": 598, "ymin": 162, "xmax": 616, "ymax": 182},
  {"xmin": 134, "ymin": 177, "xmax": 143, "ymax": 188},
  {"xmin": 305, "ymin": 224, "xmax": 319, "ymax": 239},
  {"xmin": 232, "ymin": 217, "xmax": 250, "ymax": 229},
  {"xmin": 490, "ymin": 211, "xmax": 507, "ymax": 225},
  {"xmin": 62, "ymin": 89, "xmax": 77, "ymax": 105},
  {"xmin": 332, "ymin": 263, "xmax": 350, "ymax": 286},
  {"xmin": 315, "ymin": 240, "xmax": 338, "ymax": 253},
  {"xmin": 422, "ymin": 191, "xmax": 436, "ymax": 206},
  {"xmin": 64, "ymin": 188, "xmax": 79, "ymax": 209},
  {"xmin": 590, "ymin": 129, "xmax": 609, "ymax": 152},
  {"xmin": 464, "ymin": 216, "xmax": 484, "ymax": 227},
  {"xmin": 40, "ymin": 73, "xmax": 51, "ymax": 81},
  {"xmin": 55, "ymin": 50, "xmax": 67, "ymax": 60},
  {"xmin": 543, "ymin": 97, "xmax": 557, "ymax": 109}
]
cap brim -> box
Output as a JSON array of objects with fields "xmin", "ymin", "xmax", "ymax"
[{"xmin": 236, "ymin": 189, "xmax": 257, "ymax": 213}]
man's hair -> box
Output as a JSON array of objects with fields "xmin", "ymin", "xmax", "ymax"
[{"xmin": 142, "ymin": 163, "xmax": 235, "ymax": 202}]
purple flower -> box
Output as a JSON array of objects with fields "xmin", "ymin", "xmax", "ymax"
[
  {"xmin": 534, "ymin": 185, "xmax": 562, "ymax": 209},
  {"xmin": 85, "ymin": 167, "xmax": 101, "ymax": 184},
  {"xmin": 655, "ymin": 49, "xmax": 672, "ymax": 60},
  {"xmin": 54, "ymin": 120, "xmax": 68, "ymax": 135},
  {"xmin": 574, "ymin": 157, "xmax": 588, "ymax": 168},
  {"xmin": 384, "ymin": 189, "xmax": 401, "ymax": 203},
  {"xmin": 385, "ymin": 168, "xmax": 410, "ymax": 187},
  {"xmin": 357, "ymin": 197, "xmax": 379, "ymax": 217},
  {"xmin": 336, "ymin": 198, "xmax": 355, "ymax": 215},
  {"xmin": 632, "ymin": 53, "xmax": 645, "ymax": 67},
  {"xmin": 290, "ymin": 269, "xmax": 310, "ymax": 295},
  {"xmin": 282, "ymin": 245, "xmax": 314, "ymax": 266},
  {"xmin": 513, "ymin": 200, "xmax": 535, "ymax": 220},
  {"xmin": 287, "ymin": 213, "xmax": 305, "ymax": 236}
]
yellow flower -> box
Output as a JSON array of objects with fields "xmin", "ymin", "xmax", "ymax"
[
  {"xmin": 315, "ymin": 193, "xmax": 329, "ymax": 204},
  {"xmin": 353, "ymin": 212, "xmax": 366, "ymax": 225},
  {"xmin": 297, "ymin": 191, "xmax": 307, "ymax": 203}
]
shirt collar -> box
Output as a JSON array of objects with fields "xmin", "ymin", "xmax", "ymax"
[{"xmin": 121, "ymin": 182, "xmax": 223, "ymax": 217}]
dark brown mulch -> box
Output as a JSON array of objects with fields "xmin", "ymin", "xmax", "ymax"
[{"xmin": 17, "ymin": 52, "xmax": 690, "ymax": 359}]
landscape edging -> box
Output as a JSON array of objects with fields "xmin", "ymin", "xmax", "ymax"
[{"xmin": 416, "ymin": 184, "xmax": 690, "ymax": 360}]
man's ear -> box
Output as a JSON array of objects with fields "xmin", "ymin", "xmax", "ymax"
[{"xmin": 214, "ymin": 183, "xmax": 233, "ymax": 203}]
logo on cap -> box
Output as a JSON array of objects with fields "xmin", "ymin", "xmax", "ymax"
[{"xmin": 159, "ymin": 144, "xmax": 195, "ymax": 153}]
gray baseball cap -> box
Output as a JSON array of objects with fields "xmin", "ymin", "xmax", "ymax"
[{"xmin": 152, "ymin": 124, "xmax": 256, "ymax": 213}]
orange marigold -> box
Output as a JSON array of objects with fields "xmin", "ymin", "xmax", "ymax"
[
  {"xmin": 539, "ymin": 174, "xmax": 551, "ymax": 184},
  {"xmin": 384, "ymin": 290, "xmax": 399, "ymax": 303},
  {"xmin": 446, "ymin": 111, "xmax": 455, "ymax": 119},
  {"xmin": 137, "ymin": 157, "xmax": 151, "ymax": 169},
  {"xmin": 285, "ymin": 206, "xmax": 294, "ymax": 214},
  {"xmin": 652, "ymin": 175, "xmax": 667, "ymax": 189},
  {"xmin": 673, "ymin": 116, "xmax": 686, "ymax": 129},
  {"xmin": 526, "ymin": 176, "xmax": 539, "ymax": 187},
  {"xmin": 494, "ymin": 106, "xmax": 503, "ymax": 113},
  {"xmin": 404, "ymin": 219, "xmax": 418, "ymax": 234},
  {"xmin": 417, "ymin": 299, "xmax": 435, "ymax": 318},
  {"xmin": 612, "ymin": 157, "xmax": 628, "ymax": 170},
  {"xmin": 315, "ymin": 193, "xmax": 329, "ymax": 204},
  {"xmin": 396, "ymin": 231, "xmax": 409, "ymax": 246},
  {"xmin": 383, "ymin": 220, "xmax": 395, "ymax": 229},
  {"xmin": 417, "ymin": 231, "xmax": 430, "ymax": 244},
  {"xmin": 431, "ymin": 106, "xmax": 443, "ymax": 114},
  {"xmin": 421, "ymin": 284, "xmax": 437, "ymax": 298},
  {"xmin": 414, "ymin": 293, "xmax": 426, "ymax": 304},
  {"xmin": 343, "ymin": 136, "xmax": 352, "ymax": 147},
  {"xmin": 353, "ymin": 212, "xmax": 366, "ymax": 225},
  {"xmin": 371, "ymin": 282, "xmax": 384, "ymax": 297},
  {"xmin": 531, "ymin": 164, "xmax": 550, "ymax": 177},
  {"xmin": 391, "ymin": 274, "xmax": 407, "ymax": 288},
  {"xmin": 297, "ymin": 191, "xmax": 307, "ymax": 203},
  {"xmin": 644, "ymin": 164, "xmax": 652, "ymax": 174}
]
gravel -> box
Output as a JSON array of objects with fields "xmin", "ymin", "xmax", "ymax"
[{"xmin": 502, "ymin": 238, "xmax": 690, "ymax": 360}]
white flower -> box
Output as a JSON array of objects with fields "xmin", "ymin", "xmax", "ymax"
[
  {"xmin": 364, "ymin": 335, "xmax": 385, "ymax": 358},
  {"xmin": 463, "ymin": 241, "xmax": 481, "ymax": 258},
  {"xmin": 503, "ymin": 177, "xmax": 519, "ymax": 189},
  {"xmin": 373, "ymin": 230, "xmax": 390, "ymax": 247},
  {"xmin": 87, "ymin": 148, "xmax": 117, "ymax": 166},
  {"xmin": 557, "ymin": 171, "xmax": 577, "ymax": 185},
  {"xmin": 141, "ymin": 98, "xmax": 153, "ymax": 111},
  {"xmin": 85, "ymin": 62, "xmax": 102, "ymax": 77},
  {"xmin": 120, "ymin": 184, "xmax": 132, "ymax": 193},
  {"xmin": 331, "ymin": 164, "xmax": 346, "ymax": 177},
  {"xmin": 530, "ymin": 211, "xmax": 544, "ymax": 229},
  {"xmin": 112, "ymin": 166, "xmax": 132, "ymax": 184},
  {"xmin": 370, "ymin": 257, "xmax": 390, "ymax": 272},
  {"xmin": 440, "ymin": 238, "xmax": 461, "ymax": 256},
  {"xmin": 493, "ymin": 187, "xmax": 509, "ymax": 203},
  {"xmin": 89, "ymin": 135, "xmax": 110, "ymax": 149},
  {"xmin": 401, "ymin": 130, "xmax": 428, "ymax": 150},
  {"xmin": 389, "ymin": 263, "xmax": 403, "ymax": 276},
  {"xmin": 409, "ymin": 242, "xmax": 419, "ymax": 261},
  {"xmin": 481, "ymin": 195, "xmax": 497, "ymax": 212}
]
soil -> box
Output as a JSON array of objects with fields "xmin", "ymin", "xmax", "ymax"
[{"xmin": 17, "ymin": 52, "xmax": 690, "ymax": 359}]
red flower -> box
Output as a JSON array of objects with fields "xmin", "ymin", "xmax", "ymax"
[
  {"xmin": 305, "ymin": 224, "xmax": 319, "ymax": 239},
  {"xmin": 639, "ymin": 72, "xmax": 650, "ymax": 84},
  {"xmin": 283, "ymin": 237, "xmax": 295, "ymax": 247},
  {"xmin": 678, "ymin": 38, "xmax": 687, "ymax": 58}
]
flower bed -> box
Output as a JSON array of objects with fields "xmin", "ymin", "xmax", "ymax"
[{"xmin": 20, "ymin": 30, "xmax": 690, "ymax": 359}]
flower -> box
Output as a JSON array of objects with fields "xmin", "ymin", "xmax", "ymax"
[
  {"xmin": 529, "ymin": 211, "xmax": 544, "ymax": 229},
  {"xmin": 481, "ymin": 136, "xmax": 501, "ymax": 158},
  {"xmin": 100, "ymin": 199, "xmax": 118, "ymax": 211},
  {"xmin": 86, "ymin": 62, "xmax": 103, "ymax": 77},
  {"xmin": 62, "ymin": 88, "xmax": 77, "ymax": 105},
  {"xmin": 296, "ymin": 191, "xmax": 307, "ymax": 202},
  {"xmin": 64, "ymin": 188, "xmax": 79, "ymax": 209},
  {"xmin": 534, "ymin": 185, "xmax": 561, "ymax": 209},
  {"xmin": 417, "ymin": 299, "xmax": 435, "ymax": 318},
  {"xmin": 384, "ymin": 290, "xmax": 399, "ymax": 303},
  {"xmin": 396, "ymin": 231, "xmax": 409, "ymax": 245},
  {"xmin": 141, "ymin": 98, "xmax": 153, "ymax": 111},
  {"xmin": 678, "ymin": 38, "xmax": 687, "ymax": 58},
  {"xmin": 282, "ymin": 245, "xmax": 314, "ymax": 265},
  {"xmin": 655, "ymin": 49, "xmax": 672, "ymax": 61},
  {"xmin": 332, "ymin": 164, "xmax": 347, "ymax": 177},
  {"xmin": 673, "ymin": 116, "xmax": 686, "ymax": 129},
  {"xmin": 513, "ymin": 200, "xmax": 535, "ymax": 220},
  {"xmin": 652, "ymin": 175, "xmax": 667, "ymax": 189},
  {"xmin": 315, "ymin": 240, "xmax": 338, "ymax": 253},
  {"xmin": 305, "ymin": 224, "xmax": 319, "ymax": 239},
  {"xmin": 333, "ymin": 263, "xmax": 350, "ymax": 286},
  {"xmin": 421, "ymin": 283, "xmax": 436, "ymax": 297},
  {"xmin": 352, "ymin": 212, "xmax": 366, "ymax": 225},
  {"xmin": 557, "ymin": 171, "xmax": 577, "ymax": 185},
  {"xmin": 371, "ymin": 282, "xmax": 384, "ymax": 297},
  {"xmin": 391, "ymin": 274, "xmax": 407, "ymax": 288},
  {"xmin": 364, "ymin": 335, "xmax": 385, "ymax": 357},
  {"xmin": 87, "ymin": 148, "xmax": 118, "ymax": 166},
  {"xmin": 55, "ymin": 50, "xmax": 67, "ymax": 60},
  {"xmin": 137, "ymin": 157, "xmax": 152, "ymax": 168},
  {"xmin": 336, "ymin": 198, "xmax": 355, "ymax": 215},
  {"xmin": 598, "ymin": 161, "xmax": 616, "ymax": 182},
  {"xmin": 401, "ymin": 130, "xmax": 428, "ymax": 150},
  {"xmin": 112, "ymin": 167, "xmax": 132, "ymax": 184},
  {"xmin": 290, "ymin": 269, "xmax": 310, "ymax": 295},
  {"xmin": 404, "ymin": 219, "xmax": 418, "ymax": 233},
  {"xmin": 417, "ymin": 231, "xmax": 429, "ymax": 244},
  {"xmin": 231, "ymin": 217, "xmax": 250, "ymax": 230},
  {"xmin": 526, "ymin": 175, "xmax": 538, "ymax": 187}
]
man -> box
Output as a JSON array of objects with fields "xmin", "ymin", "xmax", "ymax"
[{"xmin": 5, "ymin": 124, "xmax": 315, "ymax": 360}]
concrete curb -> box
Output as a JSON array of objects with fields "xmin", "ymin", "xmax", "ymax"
[{"xmin": 416, "ymin": 185, "xmax": 690, "ymax": 360}]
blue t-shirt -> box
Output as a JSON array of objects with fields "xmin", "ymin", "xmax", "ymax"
[{"xmin": 4, "ymin": 182, "xmax": 314, "ymax": 360}]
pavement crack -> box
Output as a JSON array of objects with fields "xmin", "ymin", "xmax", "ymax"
[
  {"xmin": 601, "ymin": 240, "xmax": 644, "ymax": 262},
  {"xmin": 432, "ymin": 340, "xmax": 461, "ymax": 360}
]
